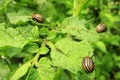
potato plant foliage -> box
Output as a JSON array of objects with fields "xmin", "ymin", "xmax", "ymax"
[{"xmin": 0, "ymin": 0, "xmax": 120, "ymax": 80}]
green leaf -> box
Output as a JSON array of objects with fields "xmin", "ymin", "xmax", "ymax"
[
  {"xmin": 99, "ymin": 75, "xmax": 106, "ymax": 80},
  {"xmin": 25, "ymin": 68, "xmax": 41, "ymax": 80},
  {"xmin": 0, "ymin": 46, "xmax": 22, "ymax": 57},
  {"xmin": 53, "ymin": 68, "xmax": 69, "ymax": 80},
  {"xmin": 102, "ymin": 13, "xmax": 120, "ymax": 23},
  {"xmin": 24, "ymin": 43, "xmax": 39, "ymax": 53},
  {"xmin": 61, "ymin": 17, "xmax": 87, "ymax": 36},
  {"xmin": 50, "ymin": 38, "xmax": 93, "ymax": 73},
  {"xmin": 37, "ymin": 57, "xmax": 55, "ymax": 80},
  {"xmin": 106, "ymin": 35, "xmax": 120, "ymax": 46},
  {"xmin": 0, "ymin": 59, "xmax": 10, "ymax": 80},
  {"xmin": 0, "ymin": 25, "xmax": 38, "ymax": 57},
  {"xmin": 75, "ymin": 71, "xmax": 95, "ymax": 80},
  {"xmin": 47, "ymin": 30, "xmax": 57, "ymax": 40},
  {"xmin": 31, "ymin": 26, "xmax": 39, "ymax": 38},
  {"xmin": 61, "ymin": 17, "xmax": 99, "ymax": 42},
  {"xmin": 37, "ymin": 0, "xmax": 57, "ymax": 18},
  {"xmin": 38, "ymin": 45, "xmax": 49, "ymax": 55},
  {"xmin": 114, "ymin": 72, "xmax": 120, "ymax": 80},
  {"xmin": 95, "ymin": 41, "xmax": 107, "ymax": 53},
  {"xmin": 39, "ymin": 28, "xmax": 49, "ymax": 36},
  {"xmin": 10, "ymin": 61, "xmax": 31, "ymax": 80},
  {"xmin": 0, "ymin": 25, "xmax": 37, "ymax": 48},
  {"xmin": 26, "ymin": 57, "xmax": 55, "ymax": 80},
  {"xmin": 113, "ymin": 53, "xmax": 120, "ymax": 68},
  {"xmin": 7, "ymin": 13, "xmax": 30, "ymax": 24},
  {"xmin": 53, "ymin": 68, "xmax": 63, "ymax": 80},
  {"xmin": 80, "ymin": 30, "xmax": 99, "ymax": 42}
]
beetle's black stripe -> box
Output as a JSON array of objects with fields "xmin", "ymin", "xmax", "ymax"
[{"xmin": 86, "ymin": 57, "xmax": 91, "ymax": 72}]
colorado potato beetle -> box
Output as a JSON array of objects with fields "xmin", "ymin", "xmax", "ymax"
[
  {"xmin": 82, "ymin": 56, "xmax": 94, "ymax": 73},
  {"xmin": 96, "ymin": 23, "xmax": 107, "ymax": 33},
  {"xmin": 32, "ymin": 14, "xmax": 44, "ymax": 23}
]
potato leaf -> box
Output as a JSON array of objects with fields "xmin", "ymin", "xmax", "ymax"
[
  {"xmin": 50, "ymin": 38, "xmax": 93, "ymax": 73},
  {"xmin": 61, "ymin": 17, "xmax": 99, "ymax": 42},
  {"xmin": 0, "ymin": 25, "xmax": 38, "ymax": 57},
  {"xmin": 0, "ymin": 25, "xmax": 38, "ymax": 48},
  {"xmin": 7, "ymin": 13, "xmax": 30, "ymax": 24},
  {"xmin": 10, "ymin": 61, "xmax": 31, "ymax": 80},
  {"xmin": 38, "ymin": 57, "xmax": 55, "ymax": 80},
  {"xmin": 25, "ymin": 68, "xmax": 41, "ymax": 80}
]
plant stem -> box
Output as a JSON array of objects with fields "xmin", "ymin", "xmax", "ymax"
[
  {"xmin": 73, "ymin": 0, "xmax": 79, "ymax": 17},
  {"xmin": 33, "ymin": 52, "xmax": 40, "ymax": 67},
  {"xmin": 73, "ymin": 0, "xmax": 88, "ymax": 17},
  {"xmin": 31, "ymin": 40, "xmax": 48, "ymax": 67}
]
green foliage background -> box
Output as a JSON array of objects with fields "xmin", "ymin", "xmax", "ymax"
[{"xmin": 0, "ymin": 0, "xmax": 120, "ymax": 80}]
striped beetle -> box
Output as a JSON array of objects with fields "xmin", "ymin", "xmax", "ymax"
[
  {"xmin": 96, "ymin": 23, "xmax": 107, "ymax": 33},
  {"xmin": 82, "ymin": 56, "xmax": 94, "ymax": 73},
  {"xmin": 32, "ymin": 14, "xmax": 44, "ymax": 23}
]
